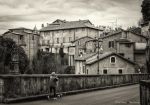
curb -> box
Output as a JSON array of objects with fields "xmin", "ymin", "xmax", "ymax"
[{"xmin": 3, "ymin": 83, "xmax": 138, "ymax": 103}]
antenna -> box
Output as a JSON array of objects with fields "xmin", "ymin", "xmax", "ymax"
[{"xmin": 108, "ymin": 18, "xmax": 118, "ymax": 29}]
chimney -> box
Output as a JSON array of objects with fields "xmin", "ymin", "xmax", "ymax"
[
  {"xmin": 47, "ymin": 23, "xmax": 49, "ymax": 26},
  {"xmin": 121, "ymin": 30, "xmax": 127, "ymax": 39},
  {"xmin": 99, "ymin": 46, "xmax": 103, "ymax": 54},
  {"xmin": 41, "ymin": 24, "xmax": 44, "ymax": 28}
]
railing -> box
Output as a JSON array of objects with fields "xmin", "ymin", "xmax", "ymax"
[
  {"xmin": 0, "ymin": 73, "xmax": 149, "ymax": 103},
  {"xmin": 140, "ymin": 80, "xmax": 150, "ymax": 105}
]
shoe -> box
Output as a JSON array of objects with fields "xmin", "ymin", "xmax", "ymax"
[
  {"xmin": 52, "ymin": 97, "xmax": 57, "ymax": 100},
  {"xmin": 47, "ymin": 96, "xmax": 50, "ymax": 100}
]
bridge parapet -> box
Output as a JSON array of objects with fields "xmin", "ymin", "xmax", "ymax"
[{"xmin": 0, "ymin": 73, "xmax": 149, "ymax": 103}]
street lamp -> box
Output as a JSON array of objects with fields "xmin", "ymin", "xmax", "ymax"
[{"xmin": 93, "ymin": 38, "xmax": 103, "ymax": 74}]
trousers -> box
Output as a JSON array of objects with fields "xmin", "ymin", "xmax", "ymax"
[{"xmin": 50, "ymin": 86, "xmax": 56, "ymax": 97}]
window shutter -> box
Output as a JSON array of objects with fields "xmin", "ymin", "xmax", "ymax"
[
  {"xmin": 112, "ymin": 41, "xmax": 114, "ymax": 48},
  {"xmin": 109, "ymin": 41, "xmax": 111, "ymax": 48}
]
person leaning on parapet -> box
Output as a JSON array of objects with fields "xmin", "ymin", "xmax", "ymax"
[{"xmin": 48, "ymin": 72, "xmax": 59, "ymax": 99}]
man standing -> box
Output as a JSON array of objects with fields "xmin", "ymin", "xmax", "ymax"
[{"xmin": 48, "ymin": 72, "xmax": 59, "ymax": 99}]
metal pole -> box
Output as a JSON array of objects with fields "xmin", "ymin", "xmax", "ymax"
[{"xmin": 97, "ymin": 39, "xmax": 99, "ymax": 74}]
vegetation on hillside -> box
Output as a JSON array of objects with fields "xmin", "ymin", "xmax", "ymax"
[{"xmin": 0, "ymin": 37, "xmax": 29, "ymax": 74}]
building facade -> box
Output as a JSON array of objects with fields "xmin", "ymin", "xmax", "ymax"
[
  {"xmin": 75, "ymin": 52, "xmax": 136, "ymax": 74},
  {"xmin": 101, "ymin": 30, "xmax": 147, "ymax": 53},
  {"xmin": 3, "ymin": 27, "xmax": 39, "ymax": 61},
  {"xmin": 99, "ymin": 30, "xmax": 148, "ymax": 70},
  {"xmin": 39, "ymin": 19, "xmax": 102, "ymax": 53},
  {"xmin": 68, "ymin": 36, "xmax": 94, "ymax": 66}
]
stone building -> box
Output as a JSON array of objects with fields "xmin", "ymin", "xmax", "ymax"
[
  {"xmin": 141, "ymin": 22, "xmax": 150, "ymax": 72},
  {"xmin": 141, "ymin": 22, "xmax": 149, "ymax": 37},
  {"xmin": 115, "ymin": 39, "xmax": 135, "ymax": 61},
  {"xmin": 68, "ymin": 36, "xmax": 94, "ymax": 66},
  {"xmin": 3, "ymin": 27, "xmax": 39, "ymax": 61},
  {"xmin": 84, "ymin": 29, "xmax": 148, "ymax": 72},
  {"xmin": 102, "ymin": 30, "xmax": 148, "ymax": 71},
  {"xmin": 39, "ymin": 19, "xmax": 102, "ymax": 53},
  {"xmin": 75, "ymin": 52, "xmax": 136, "ymax": 74},
  {"xmin": 101, "ymin": 30, "xmax": 147, "ymax": 53}
]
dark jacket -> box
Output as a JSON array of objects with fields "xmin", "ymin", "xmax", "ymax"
[{"xmin": 50, "ymin": 76, "xmax": 58, "ymax": 87}]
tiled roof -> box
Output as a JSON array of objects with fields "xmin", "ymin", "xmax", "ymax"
[
  {"xmin": 86, "ymin": 52, "xmax": 112, "ymax": 64},
  {"xmin": 40, "ymin": 19, "xmax": 102, "ymax": 31},
  {"xmin": 86, "ymin": 52, "xmax": 136, "ymax": 65},
  {"xmin": 72, "ymin": 36, "xmax": 94, "ymax": 43},
  {"xmin": 127, "ymin": 27, "xmax": 141, "ymax": 35},
  {"xmin": 75, "ymin": 53, "xmax": 97, "ymax": 61},
  {"xmin": 115, "ymin": 38, "xmax": 134, "ymax": 43},
  {"xmin": 3, "ymin": 29, "xmax": 39, "ymax": 36},
  {"xmin": 9, "ymin": 27, "xmax": 33, "ymax": 31},
  {"xmin": 101, "ymin": 29, "xmax": 148, "ymax": 39},
  {"xmin": 101, "ymin": 30, "xmax": 122, "ymax": 39},
  {"xmin": 115, "ymin": 38, "xmax": 130, "ymax": 42}
]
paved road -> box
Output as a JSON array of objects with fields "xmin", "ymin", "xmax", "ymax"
[{"xmin": 2, "ymin": 85, "xmax": 140, "ymax": 105}]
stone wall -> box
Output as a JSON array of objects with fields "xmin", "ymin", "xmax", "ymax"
[
  {"xmin": 140, "ymin": 80, "xmax": 150, "ymax": 105},
  {"xmin": 0, "ymin": 74, "xmax": 149, "ymax": 103},
  {"xmin": 86, "ymin": 55, "xmax": 136, "ymax": 74}
]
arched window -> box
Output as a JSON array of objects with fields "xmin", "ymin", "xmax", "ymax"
[{"xmin": 110, "ymin": 56, "xmax": 116, "ymax": 63}]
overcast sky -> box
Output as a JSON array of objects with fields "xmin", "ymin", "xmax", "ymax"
[{"xmin": 0, "ymin": 0, "xmax": 143, "ymax": 34}]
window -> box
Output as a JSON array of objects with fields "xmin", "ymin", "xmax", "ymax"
[
  {"xmin": 125, "ymin": 43, "xmax": 131, "ymax": 48},
  {"xmin": 69, "ymin": 37, "xmax": 72, "ymax": 42},
  {"xmin": 110, "ymin": 56, "xmax": 116, "ymax": 63},
  {"xmin": 87, "ymin": 69, "xmax": 88, "ymax": 74},
  {"xmin": 56, "ymin": 31, "xmax": 59, "ymax": 33},
  {"xmin": 83, "ymin": 66, "xmax": 85, "ymax": 74},
  {"xmin": 45, "ymin": 48, "xmax": 49, "ymax": 52},
  {"xmin": 20, "ymin": 35, "xmax": 23, "ymax": 40},
  {"xmin": 118, "ymin": 69, "xmax": 123, "ymax": 74},
  {"xmin": 82, "ymin": 28, "xmax": 85, "ymax": 31},
  {"xmin": 57, "ymin": 38, "xmax": 59, "ymax": 43},
  {"xmin": 47, "ymin": 40, "xmax": 50, "ymax": 44},
  {"xmin": 122, "ymin": 32, "xmax": 127, "ymax": 38},
  {"xmin": 63, "ymin": 37, "xmax": 66, "ymax": 43},
  {"xmin": 69, "ymin": 30, "xmax": 71, "ymax": 33},
  {"xmin": 75, "ymin": 37, "xmax": 78, "ymax": 40},
  {"xmin": 42, "ymin": 40, "xmax": 45, "ymax": 45},
  {"xmin": 32, "ymin": 35, "xmax": 34, "ymax": 40},
  {"xmin": 103, "ymin": 69, "xmax": 107, "ymax": 74},
  {"xmin": 108, "ymin": 41, "xmax": 114, "ymax": 48}
]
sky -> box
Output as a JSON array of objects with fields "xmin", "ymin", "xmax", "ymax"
[{"xmin": 0, "ymin": 0, "xmax": 143, "ymax": 34}]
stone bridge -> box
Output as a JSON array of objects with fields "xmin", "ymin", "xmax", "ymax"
[{"xmin": 0, "ymin": 73, "xmax": 149, "ymax": 103}]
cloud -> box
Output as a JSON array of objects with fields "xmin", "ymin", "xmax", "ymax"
[{"xmin": 0, "ymin": 0, "xmax": 143, "ymax": 34}]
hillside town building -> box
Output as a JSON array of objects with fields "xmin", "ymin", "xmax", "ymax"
[
  {"xmin": 39, "ymin": 19, "xmax": 103, "ymax": 54},
  {"xmin": 2, "ymin": 27, "xmax": 39, "ymax": 61},
  {"xmin": 75, "ymin": 52, "xmax": 136, "ymax": 74}
]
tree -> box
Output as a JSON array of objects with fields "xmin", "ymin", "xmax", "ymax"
[
  {"xmin": 59, "ymin": 44, "xmax": 65, "ymax": 65},
  {"xmin": 0, "ymin": 37, "xmax": 29, "ymax": 74},
  {"xmin": 32, "ymin": 50, "xmax": 58, "ymax": 74},
  {"xmin": 141, "ymin": 0, "xmax": 150, "ymax": 23}
]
